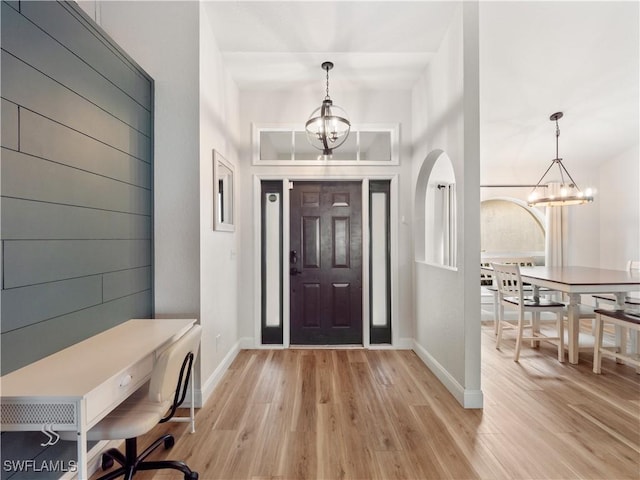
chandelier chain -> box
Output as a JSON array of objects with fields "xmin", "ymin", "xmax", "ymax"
[
  {"xmin": 555, "ymin": 117, "xmax": 560, "ymax": 160},
  {"xmin": 325, "ymin": 67, "xmax": 330, "ymax": 100},
  {"xmin": 554, "ymin": 118, "xmax": 566, "ymax": 185}
]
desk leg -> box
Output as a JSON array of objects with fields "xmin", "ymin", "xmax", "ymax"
[
  {"xmin": 568, "ymin": 294, "xmax": 580, "ymax": 364},
  {"xmin": 76, "ymin": 401, "xmax": 88, "ymax": 480},
  {"xmin": 189, "ymin": 362, "xmax": 196, "ymax": 434}
]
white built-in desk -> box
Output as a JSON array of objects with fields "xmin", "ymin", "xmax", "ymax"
[{"xmin": 0, "ymin": 318, "xmax": 196, "ymax": 479}]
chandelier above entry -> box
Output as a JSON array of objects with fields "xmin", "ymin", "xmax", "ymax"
[
  {"xmin": 305, "ymin": 61, "xmax": 351, "ymax": 156},
  {"xmin": 527, "ymin": 112, "xmax": 594, "ymax": 207}
]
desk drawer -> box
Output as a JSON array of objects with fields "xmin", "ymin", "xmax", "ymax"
[{"xmin": 85, "ymin": 353, "xmax": 154, "ymax": 426}]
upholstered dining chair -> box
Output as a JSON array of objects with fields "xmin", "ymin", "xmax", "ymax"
[
  {"xmin": 62, "ymin": 324, "xmax": 202, "ymax": 480},
  {"xmin": 492, "ymin": 263, "xmax": 566, "ymax": 362}
]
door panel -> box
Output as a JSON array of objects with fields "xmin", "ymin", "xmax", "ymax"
[
  {"xmin": 290, "ymin": 181, "xmax": 362, "ymax": 344},
  {"xmin": 332, "ymin": 217, "xmax": 350, "ymax": 267},
  {"xmin": 332, "ymin": 283, "xmax": 351, "ymax": 327},
  {"xmin": 302, "ymin": 217, "xmax": 320, "ymax": 268},
  {"xmin": 302, "ymin": 284, "xmax": 321, "ymax": 327}
]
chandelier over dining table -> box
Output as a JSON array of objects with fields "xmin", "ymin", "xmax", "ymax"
[{"xmin": 527, "ymin": 112, "xmax": 594, "ymax": 207}]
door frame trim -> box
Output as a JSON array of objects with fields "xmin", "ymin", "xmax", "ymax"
[{"xmin": 253, "ymin": 174, "xmax": 399, "ymax": 348}]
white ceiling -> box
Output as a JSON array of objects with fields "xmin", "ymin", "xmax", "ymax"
[
  {"xmin": 203, "ymin": 1, "xmax": 459, "ymax": 91},
  {"xmin": 204, "ymin": 1, "xmax": 639, "ymax": 183}
]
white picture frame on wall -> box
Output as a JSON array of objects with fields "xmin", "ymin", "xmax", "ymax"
[{"xmin": 213, "ymin": 150, "xmax": 235, "ymax": 232}]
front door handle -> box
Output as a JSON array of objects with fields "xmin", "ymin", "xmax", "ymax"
[{"xmin": 290, "ymin": 267, "xmax": 301, "ymax": 276}]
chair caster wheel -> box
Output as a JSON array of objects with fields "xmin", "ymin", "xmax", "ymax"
[
  {"xmin": 184, "ymin": 472, "xmax": 198, "ymax": 480},
  {"xmin": 101, "ymin": 455, "xmax": 114, "ymax": 471},
  {"xmin": 164, "ymin": 435, "xmax": 175, "ymax": 449}
]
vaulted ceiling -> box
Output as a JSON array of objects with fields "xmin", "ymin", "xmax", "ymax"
[{"xmin": 204, "ymin": 1, "xmax": 639, "ymax": 184}]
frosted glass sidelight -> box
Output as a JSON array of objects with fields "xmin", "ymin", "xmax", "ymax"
[
  {"xmin": 371, "ymin": 192, "xmax": 388, "ymax": 326},
  {"xmin": 265, "ymin": 193, "xmax": 281, "ymax": 327}
]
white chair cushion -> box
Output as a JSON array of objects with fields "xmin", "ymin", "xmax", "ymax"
[
  {"xmin": 89, "ymin": 386, "xmax": 171, "ymax": 441},
  {"xmin": 58, "ymin": 385, "xmax": 171, "ymax": 442}
]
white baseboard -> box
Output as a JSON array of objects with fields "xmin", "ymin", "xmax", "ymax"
[
  {"xmin": 199, "ymin": 340, "xmax": 242, "ymax": 406},
  {"xmin": 412, "ymin": 340, "xmax": 483, "ymax": 409},
  {"xmin": 463, "ymin": 388, "xmax": 484, "ymax": 409}
]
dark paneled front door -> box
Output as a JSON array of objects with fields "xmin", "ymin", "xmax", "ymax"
[{"xmin": 289, "ymin": 181, "xmax": 362, "ymax": 344}]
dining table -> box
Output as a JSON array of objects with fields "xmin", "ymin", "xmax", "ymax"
[{"xmin": 516, "ymin": 266, "xmax": 640, "ymax": 364}]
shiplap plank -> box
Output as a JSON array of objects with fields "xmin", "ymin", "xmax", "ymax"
[
  {"xmin": 4, "ymin": 1, "xmax": 19, "ymax": 13},
  {"xmin": 1, "ymin": 98, "xmax": 19, "ymax": 150},
  {"xmin": 1, "ymin": 276, "xmax": 103, "ymax": 333},
  {"xmin": 19, "ymin": 0, "xmax": 151, "ymax": 109},
  {"xmin": 0, "ymin": 291, "xmax": 152, "ymax": 375},
  {"xmin": 3, "ymin": 239, "xmax": 151, "ymax": 289},
  {"xmin": 1, "ymin": 52, "xmax": 150, "ymax": 161},
  {"xmin": 1, "ymin": 198, "xmax": 150, "ymax": 240},
  {"xmin": 1, "ymin": 2, "xmax": 150, "ymax": 136},
  {"xmin": 20, "ymin": 109, "xmax": 151, "ymax": 188},
  {"xmin": 103, "ymin": 266, "xmax": 152, "ymax": 303},
  {"xmin": 1, "ymin": 149, "xmax": 151, "ymax": 215}
]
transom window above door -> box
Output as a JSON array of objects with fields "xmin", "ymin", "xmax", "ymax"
[{"xmin": 253, "ymin": 124, "xmax": 399, "ymax": 165}]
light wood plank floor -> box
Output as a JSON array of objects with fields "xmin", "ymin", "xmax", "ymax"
[{"xmin": 108, "ymin": 324, "xmax": 640, "ymax": 479}]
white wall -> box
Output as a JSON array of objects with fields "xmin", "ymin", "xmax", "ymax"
[
  {"xmin": 198, "ymin": 4, "xmax": 241, "ymax": 394},
  {"xmin": 85, "ymin": 1, "xmax": 201, "ymax": 318},
  {"xmin": 598, "ymin": 145, "xmax": 640, "ymax": 269},
  {"xmin": 411, "ymin": 3, "xmax": 482, "ymax": 408},
  {"xmin": 237, "ymin": 89, "xmax": 414, "ymax": 346},
  {"xmin": 82, "ymin": 1, "xmax": 243, "ymax": 404}
]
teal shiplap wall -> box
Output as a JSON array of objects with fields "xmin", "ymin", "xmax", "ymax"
[{"xmin": 0, "ymin": 0, "xmax": 154, "ymax": 375}]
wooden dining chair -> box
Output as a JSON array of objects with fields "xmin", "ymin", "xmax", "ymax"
[
  {"xmin": 492, "ymin": 263, "xmax": 566, "ymax": 362},
  {"xmin": 591, "ymin": 260, "xmax": 640, "ymax": 353},
  {"xmin": 482, "ymin": 257, "xmax": 559, "ymax": 336}
]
